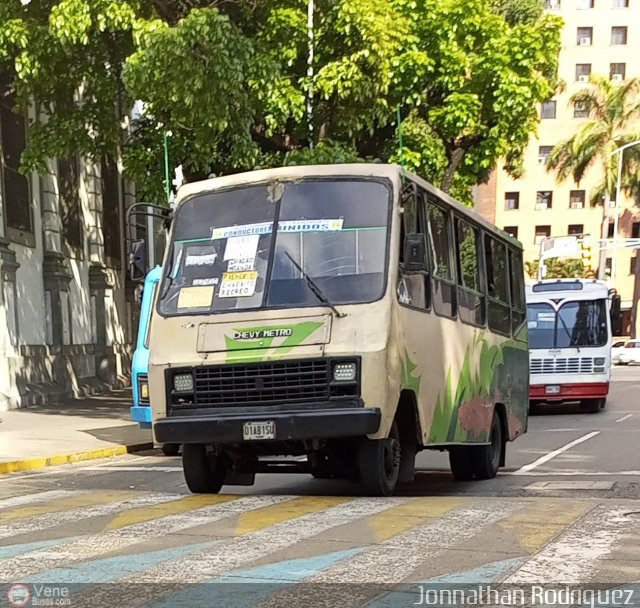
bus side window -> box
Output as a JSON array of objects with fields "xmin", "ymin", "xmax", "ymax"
[
  {"xmin": 398, "ymin": 183, "xmax": 429, "ymax": 310},
  {"xmin": 484, "ymin": 235, "xmax": 511, "ymax": 335},
  {"xmin": 508, "ymin": 248, "xmax": 527, "ymax": 339},
  {"xmin": 427, "ymin": 200, "xmax": 456, "ymax": 318},
  {"xmin": 454, "ymin": 217, "xmax": 485, "ymax": 327}
]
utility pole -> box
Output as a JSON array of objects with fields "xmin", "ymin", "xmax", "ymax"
[{"xmin": 307, "ymin": 0, "xmax": 314, "ymax": 149}]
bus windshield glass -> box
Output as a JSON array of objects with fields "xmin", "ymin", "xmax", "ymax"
[
  {"xmin": 158, "ymin": 178, "xmax": 390, "ymax": 315},
  {"xmin": 527, "ymin": 300, "xmax": 608, "ymax": 349}
]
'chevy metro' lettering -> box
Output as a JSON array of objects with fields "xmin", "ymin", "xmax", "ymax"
[{"xmin": 232, "ymin": 328, "xmax": 294, "ymax": 340}]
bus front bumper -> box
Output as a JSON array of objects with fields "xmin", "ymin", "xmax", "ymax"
[
  {"xmin": 130, "ymin": 405, "xmax": 153, "ymax": 429},
  {"xmin": 154, "ymin": 407, "xmax": 381, "ymax": 445},
  {"xmin": 530, "ymin": 382, "xmax": 609, "ymax": 401}
]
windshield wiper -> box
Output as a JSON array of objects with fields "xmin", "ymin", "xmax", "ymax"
[
  {"xmin": 284, "ymin": 251, "xmax": 345, "ymax": 318},
  {"xmin": 557, "ymin": 313, "xmax": 581, "ymax": 353}
]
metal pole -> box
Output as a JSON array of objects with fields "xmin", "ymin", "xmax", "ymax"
[
  {"xmin": 163, "ymin": 131, "xmax": 171, "ymax": 204},
  {"xmin": 611, "ymin": 150, "xmax": 623, "ymax": 285},
  {"xmin": 307, "ymin": 0, "xmax": 314, "ymax": 149}
]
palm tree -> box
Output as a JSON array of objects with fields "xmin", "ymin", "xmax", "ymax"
[{"xmin": 546, "ymin": 75, "xmax": 640, "ymax": 335}]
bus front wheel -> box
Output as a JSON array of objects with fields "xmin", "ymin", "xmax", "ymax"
[
  {"xmin": 161, "ymin": 443, "xmax": 180, "ymax": 456},
  {"xmin": 182, "ymin": 444, "xmax": 225, "ymax": 494},
  {"xmin": 358, "ymin": 421, "xmax": 401, "ymax": 496},
  {"xmin": 449, "ymin": 411, "xmax": 502, "ymax": 481}
]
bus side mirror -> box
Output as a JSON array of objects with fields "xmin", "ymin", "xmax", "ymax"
[
  {"xmin": 403, "ymin": 234, "xmax": 426, "ymax": 272},
  {"xmin": 129, "ymin": 240, "xmax": 147, "ymax": 281}
]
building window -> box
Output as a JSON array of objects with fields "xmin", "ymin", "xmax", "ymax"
[
  {"xmin": 612, "ymin": 0, "xmax": 628, "ymax": 7},
  {"xmin": 569, "ymin": 190, "xmax": 586, "ymax": 208},
  {"xmin": 574, "ymin": 101, "xmax": 590, "ymax": 118},
  {"xmin": 545, "ymin": 0, "xmax": 561, "ymax": 7},
  {"xmin": 101, "ymin": 156, "xmax": 121, "ymax": 266},
  {"xmin": 610, "ymin": 63, "xmax": 626, "ymax": 81},
  {"xmin": 505, "ymin": 192, "xmax": 520, "ymax": 210},
  {"xmin": 577, "ymin": 0, "xmax": 594, "ymax": 7},
  {"xmin": 538, "ymin": 146, "xmax": 553, "ymax": 164},
  {"xmin": 541, "ymin": 101, "xmax": 557, "ymax": 119},
  {"xmin": 0, "ymin": 73, "xmax": 33, "ymax": 246},
  {"xmin": 577, "ymin": 27, "xmax": 593, "ymax": 45},
  {"xmin": 605, "ymin": 257, "xmax": 612, "ymax": 275},
  {"xmin": 568, "ymin": 224, "xmax": 584, "ymax": 236},
  {"xmin": 611, "ymin": 26, "xmax": 627, "ymax": 44},
  {"xmin": 608, "ymin": 222, "xmax": 615, "ymax": 238},
  {"xmin": 59, "ymin": 156, "xmax": 83, "ymax": 255},
  {"xmin": 536, "ymin": 191, "xmax": 553, "ymax": 210},
  {"xmin": 575, "ymin": 64, "xmax": 592, "ymax": 82},
  {"xmin": 630, "ymin": 256, "xmax": 638, "ymax": 275},
  {"xmin": 504, "ymin": 226, "xmax": 518, "ymax": 239},
  {"xmin": 535, "ymin": 225, "xmax": 551, "ymax": 245},
  {"xmin": 632, "ymin": 222, "xmax": 640, "ymax": 238}
]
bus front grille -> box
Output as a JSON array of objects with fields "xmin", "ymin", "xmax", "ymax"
[
  {"xmin": 193, "ymin": 359, "xmax": 331, "ymax": 406},
  {"xmin": 530, "ymin": 357, "xmax": 594, "ymax": 374}
]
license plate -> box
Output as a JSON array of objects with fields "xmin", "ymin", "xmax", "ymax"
[
  {"xmin": 243, "ymin": 421, "xmax": 276, "ymax": 441},
  {"xmin": 545, "ymin": 385, "xmax": 561, "ymax": 395}
]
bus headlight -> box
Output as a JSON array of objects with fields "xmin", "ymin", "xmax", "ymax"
[
  {"xmin": 333, "ymin": 362, "xmax": 357, "ymax": 382},
  {"xmin": 173, "ymin": 373, "xmax": 194, "ymax": 393},
  {"xmin": 594, "ymin": 357, "xmax": 605, "ymax": 366},
  {"xmin": 594, "ymin": 367, "xmax": 605, "ymax": 373}
]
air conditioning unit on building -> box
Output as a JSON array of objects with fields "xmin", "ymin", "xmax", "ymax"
[
  {"xmin": 579, "ymin": 37, "xmax": 591, "ymax": 45},
  {"xmin": 570, "ymin": 202, "xmax": 584, "ymax": 209},
  {"xmin": 611, "ymin": 73, "xmax": 623, "ymax": 82},
  {"xmin": 577, "ymin": 74, "xmax": 589, "ymax": 82}
]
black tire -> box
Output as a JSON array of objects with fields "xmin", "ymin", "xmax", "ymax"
[
  {"xmin": 182, "ymin": 444, "xmax": 225, "ymax": 494},
  {"xmin": 582, "ymin": 398, "xmax": 606, "ymax": 414},
  {"xmin": 449, "ymin": 446, "xmax": 475, "ymax": 481},
  {"xmin": 449, "ymin": 411, "xmax": 502, "ymax": 481},
  {"xmin": 472, "ymin": 411, "xmax": 502, "ymax": 480},
  {"xmin": 358, "ymin": 421, "xmax": 401, "ymax": 496},
  {"xmin": 161, "ymin": 443, "xmax": 180, "ymax": 456}
]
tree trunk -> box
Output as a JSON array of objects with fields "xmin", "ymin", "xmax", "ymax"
[
  {"xmin": 440, "ymin": 148, "xmax": 465, "ymax": 194},
  {"xmin": 597, "ymin": 202, "xmax": 610, "ymax": 280},
  {"xmin": 630, "ymin": 253, "xmax": 640, "ymax": 338}
]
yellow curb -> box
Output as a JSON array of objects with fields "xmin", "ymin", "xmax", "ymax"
[{"xmin": 0, "ymin": 443, "xmax": 154, "ymax": 475}]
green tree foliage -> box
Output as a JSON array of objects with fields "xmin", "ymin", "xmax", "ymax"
[
  {"xmin": 0, "ymin": 0, "xmax": 562, "ymax": 203},
  {"xmin": 525, "ymin": 258, "xmax": 586, "ymax": 280}
]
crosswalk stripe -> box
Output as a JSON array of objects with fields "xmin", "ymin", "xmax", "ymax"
[
  {"xmin": 0, "ymin": 490, "xmax": 138, "ymax": 522},
  {"xmin": 0, "ymin": 490, "xmax": 78, "ymax": 511},
  {"xmin": 503, "ymin": 505, "xmax": 638, "ymax": 583},
  {"xmin": 105, "ymin": 493, "xmax": 239, "ymax": 530},
  {"xmin": 80, "ymin": 497, "xmax": 415, "ymax": 607},
  {"xmin": 235, "ymin": 496, "xmax": 351, "ymax": 535},
  {"xmin": 497, "ymin": 498, "xmax": 594, "ymax": 553},
  {"xmin": 0, "ymin": 494, "xmax": 292, "ymax": 580},
  {"xmin": 366, "ymin": 497, "xmax": 467, "ymax": 542},
  {"xmin": 0, "ymin": 492, "xmax": 182, "ymax": 541}
]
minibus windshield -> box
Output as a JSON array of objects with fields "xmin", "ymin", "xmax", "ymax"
[
  {"xmin": 527, "ymin": 299, "xmax": 608, "ymax": 349},
  {"xmin": 158, "ymin": 178, "xmax": 391, "ymax": 316}
]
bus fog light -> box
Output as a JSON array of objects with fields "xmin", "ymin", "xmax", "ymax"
[
  {"xmin": 594, "ymin": 357, "xmax": 605, "ymax": 366},
  {"xmin": 140, "ymin": 382, "xmax": 149, "ymax": 400},
  {"xmin": 333, "ymin": 362, "xmax": 356, "ymax": 382},
  {"xmin": 173, "ymin": 373, "xmax": 194, "ymax": 392},
  {"xmin": 594, "ymin": 366, "xmax": 605, "ymax": 373}
]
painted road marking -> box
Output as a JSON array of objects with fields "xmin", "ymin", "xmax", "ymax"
[
  {"xmin": 504, "ymin": 505, "xmax": 638, "ymax": 583},
  {"xmin": 512, "ymin": 431, "xmax": 600, "ymax": 474},
  {"xmin": 0, "ymin": 489, "xmax": 78, "ymax": 511},
  {"xmin": 509, "ymin": 470, "xmax": 640, "ymax": 476},
  {"xmin": 81, "ymin": 497, "xmax": 416, "ymax": 607},
  {"xmin": 365, "ymin": 497, "xmax": 467, "ymax": 542},
  {"xmin": 497, "ymin": 499, "xmax": 594, "ymax": 553},
  {"xmin": 616, "ymin": 414, "xmax": 634, "ymax": 423},
  {"xmin": 525, "ymin": 481, "xmax": 614, "ymax": 490},
  {"xmin": 235, "ymin": 496, "xmax": 350, "ymax": 535},
  {"xmin": 81, "ymin": 466, "xmax": 183, "ymax": 472},
  {"xmin": 1, "ymin": 494, "xmax": 291, "ymax": 580}
]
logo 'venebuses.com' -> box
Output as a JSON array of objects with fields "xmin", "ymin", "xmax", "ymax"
[{"xmin": 7, "ymin": 584, "xmax": 31, "ymax": 607}]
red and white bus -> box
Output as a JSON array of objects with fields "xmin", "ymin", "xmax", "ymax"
[{"xmin": 526, "ymin": 279, "xmax": 612, "ymax": 413}]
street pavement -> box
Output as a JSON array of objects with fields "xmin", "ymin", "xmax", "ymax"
[{"xmin": 0, "ymin": 367, "xmax": 639, "ymax": 606}]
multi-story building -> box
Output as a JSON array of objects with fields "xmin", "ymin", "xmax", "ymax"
[
  {"xmin": 475, "ymin": 0, "xmax": 639, "ymax": 333},
  {"xmin": 0, "ymin": 75, "xmax": 139, "ymax": 410}
]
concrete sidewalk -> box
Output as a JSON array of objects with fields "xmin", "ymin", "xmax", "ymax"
[{"xmin": 0, "ymin": 390, "xmax": 153, "ymax": 474}]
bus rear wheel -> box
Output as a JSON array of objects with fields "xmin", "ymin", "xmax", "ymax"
[
  {"xmin": 358, "ymin": 421, "xmax": 401, "ymax": 496},
  {"xmin": 449, "ymin": 411, "xmax": 502, "ymax": 481},
  {"xmin": 581, "ymin": 398, "xmax": 606, "ymax": 414},
  {"xmin": 182, "ymin": 444, "xmax": 226, "ymax": 494}
]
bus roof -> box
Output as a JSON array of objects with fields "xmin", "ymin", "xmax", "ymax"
[
  {"xmin": 526, "ymin": 279, "xmax": 610, "ymax": 301},
  {"xmin": 174, "ymin": 164, "xmax": 520, "ymax": 250}
]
